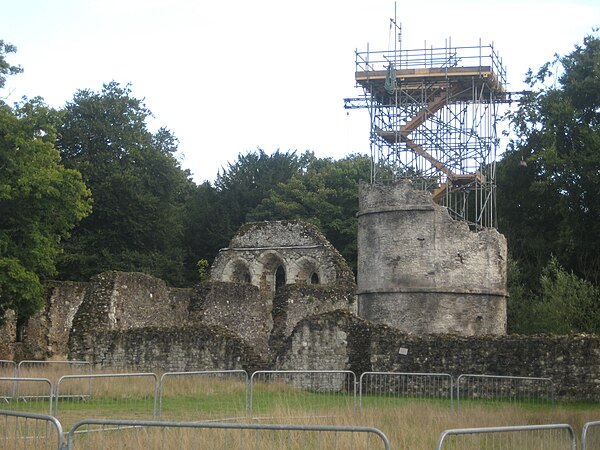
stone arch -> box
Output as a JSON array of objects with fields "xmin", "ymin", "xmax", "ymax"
[
  {"xmin": 223, "ymin": 259, "xmax": 253, "ymax": 284},
  {"xmin": 257, "ymin": 251, "xmax": 287, "ymax": 293},
  {"xmin": 275, "ymin": 265, "xmax": 286, "ymax": 292},
  {"xmin": 295, "ymin": 256, "xmax": 325, "ymax": 285}
]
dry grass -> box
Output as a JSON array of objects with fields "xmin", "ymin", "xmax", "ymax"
[
  {"xmin": 1, "ymin": 366, "xmax": 600, "ymax": 448},
  {"xmin": 54, "ymin": 401, "xmax": 600, "ymax": 449}
]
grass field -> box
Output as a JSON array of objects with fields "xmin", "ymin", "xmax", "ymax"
[{"xmin": 1, "ymin": 368, "xmax": 600, "ymax": 448}]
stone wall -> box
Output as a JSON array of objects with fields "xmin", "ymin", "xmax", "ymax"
[
  {"xmin": 0, "ymin": 310, "xmax": 16, "ymax": 361},
  {"xmin": 72, "ymin": 271, "xmax": 191, "ymax": 332},
  {"xmin": 69, "ymin": 272, "xmax": 192, "ymax": 360},
  {"xmin": 211, "ymin": 221, "xmax": 355, "ymax": 291},
  {"xmin": 357, "ymin": 181, "xmax": 507, "ymax": 335},
  {"xmin": 275, "ymin": 311, "xmax": 351, "ymax": 371},
  {"xmin": 270, "ymin": 284, "xmax": 356, "ymax": 359},
  {"xmin": 70, "ymin": 324, "xmax": 266, "ymax": 373},
  {"xmin": 188, "ymin": 281, "xmax": 273, "ymax": 358},
  {"xmin": 276, "ymin": 311, "xmax": 600, "ymax": 401},
  {"xmin": 16, "ymin": 281, "xmax": 87, "ymax": 360}
]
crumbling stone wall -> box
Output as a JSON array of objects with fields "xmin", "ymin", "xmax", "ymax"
[
  {"xmin": 276, "ymin": 311, "xmax": 600, "ymax": 401},
  {"xmin": 16, "ymin": 281, "xmax": 88, "ymax": 361},
  {"xmin": 357, "ymin": 181, "xmax": 507, "ymax": 335},
  {"xmin": 205, "ymin": 220, "xmax": 357, "ymax": 361},
  {"xmin": 211, "ymin": 221, "xmax": 355, "ymax": 291},
  {"xmin": 69, "ymin": 271, "xmax": 192, "ymax": 360},
  {"xmin": 70, "ymin": 324, "xmax": 266, "ymax": 373},
  {"xmin": 188, "ymin": 281, "xmax": 273, "ymax": 358},
  {"xmin": 270, "ymin": 284, "xmax": 356, "ymax": 359},
  {"xmin": 0, "ymin": 310, "xmax": 16, "ymax": 361},
  {"xmin": 70, "ymin": 271, "xmax": 191, "ymax": 334},
  {"xmin": 275, "ymin": 311, "xmax": 351, "ymax": 371}
]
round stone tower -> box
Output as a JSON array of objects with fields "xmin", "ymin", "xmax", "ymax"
[{"xmin": 357, "ymin": 181, "xmax": 507, "ymax": 336}]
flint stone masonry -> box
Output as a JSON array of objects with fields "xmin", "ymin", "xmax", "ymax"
[
  {"xmin": 188, "ymin": 281, "xmax": 273, "ymax": 358},
  {"xmin": 276, "ymin": 312, "xmax": 350, "ymax": 371},
  {"xmin": 68, "ymin": 271, "xmax": 192, "ymax": 360},
  {"xmin": 16, "ymin": 281, "xmax": 87, "ymax": 361},
  {"xmin": 69, "ymin": 324, "xmax": 266, "ymax": 373},
  {"xmin": 357, "ymin": 180, "xmax": 507, "ymax": 335},
  {"xmin": 278, "ymin": 311, "xmax": 600, "ymax": 401},
  {"xmin": 270, "ymin": 284, "xmax": 356, "ymax": 359},
  {"xmin": 70, "ymin": 271, "xmax": 191, "ymax": 334},
  {"xmin": 0, "ymin": 310, "xmax": 16, "ymax": 362},
  {"xmin": 211, "ymin": 221, "xmax": 355, "ymax": 291}
]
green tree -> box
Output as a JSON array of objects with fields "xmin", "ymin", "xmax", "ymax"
[
  {"xmin": 214, "ymin": 148, "xmax": 306, "ymax": 226},
  {"xmin": 498, "ymin": 33, "xmax": 600, "ymax": 286},
  {"xmin": 249, "ymin": 153, "xmax": 372, "ymax": 273},
  {"xmin": 181, "ymin": 180, "xmax": 232, "ymax": 280},
  {"xmin": 182, "ymin": 149, "xmax": 305, "ymax": 269},
  {"xmin": 533, "ymin": 257, "xmax": 600, "ymax": 334},
  {"xmin": 0, "ymin": 97, "xmax": 91, "ymax": 321},
  {"xmin": 0, "ymin": 40, "xmax": 23, "ymax": 89},
  {"xmin": 56, "ymin": 82, "xmax": 193, "ymax": 286}
]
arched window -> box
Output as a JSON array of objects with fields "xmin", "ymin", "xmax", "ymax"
[
  {"xmin": 230, "ymin": 260, "xmax": 251, "ymax": 284},
  {"xmin": 310, "ymin": 272, "xmax": 320, "ymax": 285},
  {"xmin": 275, "ymin": 265, "xmax": 286, "ymax": 292},
  {"xmin": 295, "ymin": 256, "xmax": 324, "ymax": 285}
]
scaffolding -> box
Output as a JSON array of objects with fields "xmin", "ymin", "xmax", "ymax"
[{"xmin": 346, "ymin": 29, "xmax": 506, "ymax": 229}]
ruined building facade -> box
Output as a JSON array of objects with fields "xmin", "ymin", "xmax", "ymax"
[
  {"xmin": 4, "ymin": 190, "xmax": 600, "ymax": 401},
  {"xmin": 357, "ymin": 181, "xmax": 507, "ymax": 335},
  {"xmin": 1, "ymin": 220, "xmax": 356, "ymax": 366}
]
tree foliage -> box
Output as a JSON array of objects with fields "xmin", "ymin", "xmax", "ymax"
[
  {"xmin": 0, "ymin": 97, "xmax": 91, "ymax": 320},
  {"xmin": 508, "ymin": 257, "xmax": 600, "ymax": 335},
  {"xmin": 499, "ymin": 33, "xmax": 600, "ymax": 333},
  {"xmin": 55, "ymin": 82, "xmax": 193, "ymax": 286},
  {"xmin": 214, "ymin": 149, "xmax": 307, "ymax": 229},
  {"xmin": 0, "ymin": 40, "xmax": 22, "ymax": 90},
  {"xmin": 249, "ymin": 153, "xmax": 371, "ymax": 272},
  {"xmin": 499, "ymin": 33, "xmax": 600, "ymax": 282},
  {"xmin": 183, "ymin": 149, "xmax": 306, "ymax": 273}
]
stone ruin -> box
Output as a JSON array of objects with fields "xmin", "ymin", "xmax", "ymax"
[
  {"xmin": 0, "ymin": 183, "xmax": 510, "ymax": 379},
  {"xmin": 0, "ymin": 220, "xmax": 356, "ymax": 368},
  {"xmin": 4, "ymin": 184, "xmax": 600, "ymax": 401},
  {"xmin": 357, "ymin": 180, "xmax": 507, "ymax": 335}
]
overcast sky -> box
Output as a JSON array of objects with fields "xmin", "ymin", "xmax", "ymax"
[{"xmin": 2, "ymin": 0, "xmax": 598, "ymax": 183}]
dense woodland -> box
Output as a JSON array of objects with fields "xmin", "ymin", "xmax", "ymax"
[{"xmin": 1, "ymin": 34, "xmax": 599, "ymax": 335}]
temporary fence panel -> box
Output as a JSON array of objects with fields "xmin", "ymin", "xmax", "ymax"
[
  {"xmin": 249, "ymin": 370, "xmax": 356, "ymax": 419},
  {"xmin": 0, "ymin": 377, "xmax": 54, "ymax": 415},
  {"xmin": 582, "ymin": 420, "xmax": 600, "ymax": 450},
  {"xmin": 0, "ymin": 360, "xmax": 17, "ymax": 378},
  {"xmin": 359, "ymin": 371, "xmax": 453, "ymax": 410},
  {"xmin": 158, "ymin": 370, "xmax": 248, "ymax": 421},
  {"xmin": 66, "ymin": 419, "xmax": 391, "ymax": 450},
  {"xmin": 55, "ymin": 373, "xmax": 158, "ymax": 429},
  {"xmin": 17, "ymin": 360, "xmax": 92, "ymax": 388},
  {"xmin": 436, "ymin": 424, "xmax": 576, "ymax": 450},
  {"xmin": 456, "ymin": 374, "xmax": 554, "ymax": 409},
  {"xmin": 0, "ymin": 409, "xmax": 64, "ymax": 450}
]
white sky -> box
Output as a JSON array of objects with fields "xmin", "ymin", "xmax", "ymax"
[{"xmin": 2, "ymin": 0, "xmax": 599, "ymax": 183}]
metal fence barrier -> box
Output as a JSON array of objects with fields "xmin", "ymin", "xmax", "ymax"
[
  {"xmin": 0, "ymin": 377, "xmax": 54, "ymax": 414},
  {"xmin": 436, "ymin": 424, "xmax": 576, "ymax": 449},
  {"xmin": 66, "ymin": 419, "xmax": 391, "ymax": 450},
  {"xmin": 582, "ymin": 420, "xmax": 600, "ymax": 450},
  {"xmin": 55, "ymin": 373, "xmax": 158, "ymax": 428},
  {"xmin": 456, "ymin": 374, "xmax": 554, "ymax": 409},
  {"xmin": 0, "ymin": 409, "xmax": 64, "ymax": 450},
  {"xmin": 158, "ymin": 370, "xmax": 248, "ymax": 421},
  {"xmin": 0, "ymin": 360, "xmax": 17, "ymax": 378},
  {"xmin": 250, "ymin": 370, "xmax": 356, "ymax": 418},
  {"xmin": 359, "ymin": 372, "xmax": 453, "ymax": 411},
  {"xmin": 17, "ymin": 360, "xmax": 91, "ymax": 381}
]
